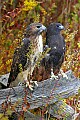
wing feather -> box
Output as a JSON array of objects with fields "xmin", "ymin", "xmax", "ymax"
[{"xmin": 8, "ymin": 38, "xmax": 30, "ymax": 86}]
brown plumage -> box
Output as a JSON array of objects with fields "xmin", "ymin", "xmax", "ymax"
[{"xmin": 7, "ymin": 23, "xmax": 46, "ymax": 88}]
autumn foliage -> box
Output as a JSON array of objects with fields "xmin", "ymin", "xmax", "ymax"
[
  {"xmin": 0, "ymin": 0, "xmax": 80, "ymax": 77},
  {"xmin": 0, "ymin": 0, "xmax": 80, "ymax": 119}
]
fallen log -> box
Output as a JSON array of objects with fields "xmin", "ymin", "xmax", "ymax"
[{"xmin": 0, "ymin": 70, "xmax": 80, "ymax": 119}]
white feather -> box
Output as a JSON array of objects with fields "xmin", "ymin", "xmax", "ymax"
[
  {"xmin": 54, "ymin": 46, "xmax": 57, "ymax": 49},
  {"xmin": 38, "ymin": 35, "xmax": 43, "ymax": 52}
]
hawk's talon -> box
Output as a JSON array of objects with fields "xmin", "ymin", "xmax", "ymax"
[
  {"xmin": 62, "ymin": 73, "xmax": 68, "ymax": 79},
  {"xmin": 26, "ymin": 80, "xmax": 38, "ymax": 91},
  {"xmin": 18, "ymin": 82, "xmax": 23, "ymax": 86},
  {"xmin": 50, "ymin": 74, "xmax": 58, "ymax": 79},
  {"xmin": 33, "ymin": 81, "xmax": 38, "ymax": 86},
  {"xmin": 50, "ymin": 69, "xmax": 58, "ymax": 79},
  {"xmin": 60, "ymin": 69, "xmax": 68, "ymax": 79},
  {"xmin": 50, "ymin": 73, "xmax": 58, "ymax": 80}
]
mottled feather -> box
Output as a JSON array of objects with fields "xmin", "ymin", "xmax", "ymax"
[{"xmin": 7, "ymin": 23, "xmax": 46, "ymax": 87}]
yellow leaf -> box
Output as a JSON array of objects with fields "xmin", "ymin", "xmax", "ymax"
[
  {"xmin": 1, "ymin": 116, "xmax": 8, "ymax": 120},
  {"xmin": 0, "ymin": 113, "xmax": 8, "ymax": 120},
  {"xmin": 23, "ymin": 0, "xmax": 37, "ymax": 11},
  {"xmin": 6, "ymin": 108, "xmax": 13, "ymax": 116},
  {"xmin": 77, "ymin": 42, "xmax": 80, "ymax": 48},
  {"xmin": 0, "ymin": 113, "xmax": 4, "ymax": 118},
  {"xmin": 10, "ymin": 21, "xmax": 15, "ymax": 26},
  {"xmin": 6, "ymin": 59, "xmax": 12, "ymax": 65}
]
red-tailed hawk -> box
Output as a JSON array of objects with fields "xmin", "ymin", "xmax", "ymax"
[
  {"xmin": 7, "ymin": 23, "xmax": 46, "ymax": 90},
  {"xmin": 32, "ymin": 23, "xmax": 68, "ymax": 81}
]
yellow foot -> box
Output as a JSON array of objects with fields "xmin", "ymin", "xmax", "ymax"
[
  {"xmin": 26, "ymin": 80, "xmax": 38, "ymax": 91},
  {"xmin": 50, "ymin": 72, "xmax": 58, "ymax": 80},
  {"xmin": 60, "ymin": 69, "xmax": 68, "ymax": 79}
]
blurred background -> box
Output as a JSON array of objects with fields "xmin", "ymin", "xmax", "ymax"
[
  {"xmin": 0, "ymin": 0, "xmax": 80, "ymax": 77},
  {"xmin": 0, "ymin": 0, "xmax": 80, "ymax": 119}
]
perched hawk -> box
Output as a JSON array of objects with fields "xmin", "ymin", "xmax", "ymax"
[
  {"xmin": 32, "ymin": 23, "xmax": 67, "ymax": 81},
  {"xmin": 45, "ymin": 22, "xmax": 67, "ymax": 78},
  {"xmin": 7, "ymin": 23, "xmax": 46, "ymax": 89}
]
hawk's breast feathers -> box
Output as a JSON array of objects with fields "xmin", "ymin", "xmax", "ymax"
[
  {"xmin": 38, "ymin": 35, "xmax": 43, "ymax": 53},
  {"xmin": 8, "ymin": 23, "xmax": 46, "ymax": 87},
  {"xmin": 7, "ymin": 22, "xmax": 66, "ymax": 87}
]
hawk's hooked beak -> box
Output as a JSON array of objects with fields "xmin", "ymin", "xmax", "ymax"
[
  {"xmin": 58, "ymin": 25, "xmax": 65, "ymax": 30},
  {"xmin": 39, "ymin": 25, "xmax": 47, "ymax": 33}
]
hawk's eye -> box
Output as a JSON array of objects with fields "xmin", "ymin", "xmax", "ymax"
[
  {"xmin": 56, "ymin": 25, "xmax": 59, "ymax": 28},
  {"xmin": 36, "ymin": 25, "xmax": 41, "ymax": 28}
]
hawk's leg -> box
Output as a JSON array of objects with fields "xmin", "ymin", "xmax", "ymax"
[
  {"xmin": 23, "ymin": 66, "xmax": 38, "ymax": 91},
  {"xmin": 28, "ymin": 66, "xmax": 38, "ymax": 90},
  {"xmin": 50, "ymin": 68, "xmax": 58, "ymax": 79},
  {"xmin": 59, "ymin": 69, "xmax": 68, "ymax": 79}
]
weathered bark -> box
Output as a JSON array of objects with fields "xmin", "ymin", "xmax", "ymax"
[
  {"xmin": 48, "ymin": 101, "xmax": 78, "ymax": 120},
  {"xmin": 0, "ymin": 70, "xmax": 80, "ymax": 119}
]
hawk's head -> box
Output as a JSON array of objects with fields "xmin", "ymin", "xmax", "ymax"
[
  {"xmin": 25, "ymin": 23, "xmax": 46, "ymax": 37},
  {"xmin": 47, "ymin": 23, "xmax": 64, "ymax": 35}
]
